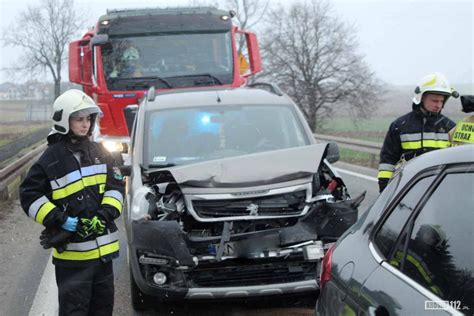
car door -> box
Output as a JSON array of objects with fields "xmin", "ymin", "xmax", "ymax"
[{"xmin": 359, "ymin": 166, "xmax": 473, "ymax": 315}]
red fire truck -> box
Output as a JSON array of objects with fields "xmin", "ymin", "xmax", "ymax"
[{"xmin": 69, "ymin": 7, "xmax": 262, "ymax": 151}]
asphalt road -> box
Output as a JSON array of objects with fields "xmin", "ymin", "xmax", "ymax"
[{"xmin": 0, "ymin": 164, "xmax": 379, "ymax": 316}]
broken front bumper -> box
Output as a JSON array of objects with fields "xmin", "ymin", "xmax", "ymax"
[{"xmin": 128, "ymin": 220, "xmax": 323, "ymax": 300}]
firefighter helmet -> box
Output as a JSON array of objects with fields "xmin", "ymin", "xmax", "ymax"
[
  {"xmin": 51, "ymin": 89, "xmax": 102, "ymax": 135},
  {"xmin": 461, "ymin": 95, "xmax": 474, "ymax": 113},
  {"xmin": 416, "ymin": 224, "xmax": 447, "ymax": 250},
  {"xmin": 412, "ymin": 72, "xmax": 459, "ymax": 105}
]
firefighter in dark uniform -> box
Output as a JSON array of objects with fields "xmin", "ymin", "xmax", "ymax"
[
  {"xmin": 19, "ymin": 89, "xmax": 124, "ymax": 316},
  {"xmin": 378, "ymin": 73, "xmax": 458, "ymax": 192}
]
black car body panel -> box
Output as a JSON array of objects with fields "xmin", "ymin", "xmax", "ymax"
[{"xmin": 316, "ymin": 145, "xmax": 474, "ymax": 316}]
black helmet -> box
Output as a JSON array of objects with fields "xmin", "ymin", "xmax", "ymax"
[
  {"xmin": 416, "ymin": 224, "xmax": 446, "ymax": 250},
  {"xmin": 461, "ymin": 95, "xmax": 474, "ymax": 113}
]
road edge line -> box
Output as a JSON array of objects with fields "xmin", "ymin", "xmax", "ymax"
[
  {"xmin": 29, "ymin": 254, "xmax": 58, "ymax": 316},
  {"xmin": 334, "ymin": 167, "xmax": 378, "ymax": 183}
]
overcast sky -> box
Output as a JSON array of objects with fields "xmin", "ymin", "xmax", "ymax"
[{"xmin": 0, "ymin": 0, "xmax": 472, "ymax": 86}]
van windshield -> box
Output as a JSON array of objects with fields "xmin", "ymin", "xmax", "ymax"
[{"xmin": 144, "ymin": 105, "xmax": 310, "ymax": 168}]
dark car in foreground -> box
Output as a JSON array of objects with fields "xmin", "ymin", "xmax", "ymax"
[
  {"xmin": 122, "ymin": 86, "xmax": 364, "ymax": 311},
  {"xmin": 316, "ymin": 145, "xmax": 474, "ymax": 315}
]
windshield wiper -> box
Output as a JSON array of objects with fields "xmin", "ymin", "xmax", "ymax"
[
  {"xmin": 148, "ymin": 163, "xmax": 176, "ymax": 169},
  {"xmin": 108, "ymin": 76, "xmax": 173, "ymax": 88},
  {"xmin": 165, "ymin": 73, "xmax": 223, "ymax": 85}
]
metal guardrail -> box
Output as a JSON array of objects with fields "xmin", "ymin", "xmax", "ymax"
[
  {"xmin": 0, "ymin": 127, "xmax": 49, "ymax": 163},
  {"xmin": 0, "ymin": 143, "xmax": 47, "ymax": 200},
  {"xmin": 314, "ymin": 133, "xmax": 382, "ymax": 168},
  {"xmin": 0, "ymin": 134, "xmax": 381, "ymax": 200}
]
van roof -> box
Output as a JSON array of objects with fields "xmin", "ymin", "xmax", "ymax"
[{"xmin": 145, "ymin": 87, "xmax": 292, "ymax": 111}]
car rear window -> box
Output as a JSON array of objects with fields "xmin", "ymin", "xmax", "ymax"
[
  {"xmin": 400, "ymin": 172, "xmax": 474, "ymax": 310},
  {"xmin": 373, "ymin": 176, "xmax": 434, "ymax": 259}
]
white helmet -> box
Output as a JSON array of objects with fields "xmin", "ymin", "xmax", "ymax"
[
  {"xmin": 412, "ymin": 72, "xmax": 459, "ymax": 105},
  {"xmin": 51, "ymin": 89, "xmax": 102, "ymax": 135}
]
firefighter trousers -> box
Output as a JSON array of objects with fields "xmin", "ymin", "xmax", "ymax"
[{"xmin": 55, "ymin": 261, "xmax": 114, "ymax": 316}]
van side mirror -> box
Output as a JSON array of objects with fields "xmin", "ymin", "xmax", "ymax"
[
  {"xmin": 325, "ymin": 142, "xmax": 340, "ymax": 163},
  {"xmin": 119, "ymin": 164, "xmax": 132, "ymax": 177}
]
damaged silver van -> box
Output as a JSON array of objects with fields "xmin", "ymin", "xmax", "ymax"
[{"xmin": 122, "ymin": 84, "xmax": 363, "ymax": 311}]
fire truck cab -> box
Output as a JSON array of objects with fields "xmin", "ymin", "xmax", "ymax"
[{"xmin": 69, "ymin": 7, "xmax": 262, "ymax": 151}]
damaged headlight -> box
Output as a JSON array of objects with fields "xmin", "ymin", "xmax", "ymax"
[{"xmin": 131, "ymin": 187, "xmax": 152, "ymax": 220}]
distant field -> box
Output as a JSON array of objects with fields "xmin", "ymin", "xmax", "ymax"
[
  {"xmin": 318, "ymin": 83, "xmax": 468, "ymax": 142},
  {"xmin": 320, "ymin": 116, "xmax": 397, "ymax": 142},
  {"xmin": 0, "ymin": 100, "xmax": 29, "ymax": 121},
  {"xmin": 319, "ymin": 111, "xmax": 468, "ymax": 168},
  {"xmin": 320, "ymin": 112, "xmax": 467, "ymax": 143},
  {"xmin": 0, "ymin": 123, "xmax": 49, "ymax": 147},
  {"xmin": 0, "ymin": 100, "xmax": 51, "ymax": 146},
  {"xmin": 0, "ymin": 99, "xmax": 51, "ymax": 122}
]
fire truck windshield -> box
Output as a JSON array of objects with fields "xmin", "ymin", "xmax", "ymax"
[{"xmin": 102, "ymin": 32, "xmax": 233, "ymax": 91}]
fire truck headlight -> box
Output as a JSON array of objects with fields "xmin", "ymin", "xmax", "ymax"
[{"xmin": 102, "ymin": 141, "xmax": 124, "ymax": 153}]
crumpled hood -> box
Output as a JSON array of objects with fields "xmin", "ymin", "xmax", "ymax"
[{"xmin": 165, "ymin": 143, "xmax": 329, "ymax": 188}]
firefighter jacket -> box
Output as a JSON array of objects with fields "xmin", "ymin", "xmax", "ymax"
[
  {"xmin": 378, "ymin": 107, "xmax": 455, "ymax": 192},
  {"xmin": 20, "ymin": 136, "xmax": 124, "ymax": 267},
  {"xmin": 448, "ymin": 115, "xmax": 474, "ymax": 146}
]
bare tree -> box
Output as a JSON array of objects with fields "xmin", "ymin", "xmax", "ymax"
[
  {"xmin": 225, "ymin": 0, "xmax": 269, "ymax": 53},
  {"xmin": 2, "ymin": 0, "xmax": 85, "ymax": 98},
  {"xmin": 261, "ymin": 0, "xmax": 380, "ymax": 131}
]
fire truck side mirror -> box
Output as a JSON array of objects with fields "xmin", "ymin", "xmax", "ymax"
[
  {"xmin": 69, "ymin": 40, "xmax": 92, "ymax": 86},
  {"xmin": 69, "ymin": 34, "xmax": 108, "ymax": 85},
  {"xmin": 244, "ymin": 32, "xmax": 262, "ymax": 77}
]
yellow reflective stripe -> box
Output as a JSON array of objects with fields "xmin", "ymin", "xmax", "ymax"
[
  {"xmin": 52, "ymin": 240, "xmax": 119, "ymax": 261},
  {"xmin": 82, "ymin": 174, "xmax": 107, "ymax": 187},
  {"xmin": 340, "ymin": 304, "xmax": 357, "ymax": 316},
  {"xmin": 406, "ymin": 254, "xmax": 432, "ymax": 284},
  {"xmin": 36, "ymin": 202, "xmax": 56, "ymax": 224},
  {"xmin": 52, "ymin": 174, "xmax": 107, "ymax": 200},
  {"xmin": 102, "ymin": 196, "xmax": 123, "ymax": 214},
  {"xmin": 391, "ymin": 251, "xmax": 440, "ymax": 295},
  {"xmin": 423, "ymin": 140, "xmax": 450, "ymax": 148},
  {"xmin": 378, "ymin": 170, "xmax": 393, "ymax": 179},
  {"xmin": 52, "ymin": 181, "xmax": 84, "ymax": 200},
  {"xmin": 401, "ymin": 140, "xmax": 450, "ymax": 150}
]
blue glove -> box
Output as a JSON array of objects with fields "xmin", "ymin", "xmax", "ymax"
[{"xmin": 61, "ymin": 217, "xmax": 78, "ymax": 232}]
